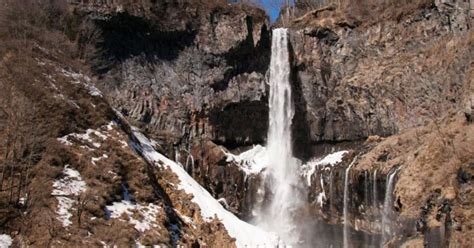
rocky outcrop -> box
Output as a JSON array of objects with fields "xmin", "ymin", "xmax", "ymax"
[
  {"xmin": 74, "ymin": 0, "xmax": 271, "ymax": 152},
  {"xmin": 70, "ymin": 2, "xmax": 274, "ymax": 226},
  {"xmin": 288, "ymin": 1, "xmax": 473, "ymax": 246},
  {"xmin": 288, "ymin": 0, "xmax": 472, "ymax": 157}
]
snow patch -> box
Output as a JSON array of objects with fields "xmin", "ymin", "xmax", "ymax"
[
  {"xmin": 0, "ymin": 234, "xmax": 12, "ymax": 248},
  {"xmin": 119, "ymin": 140, "xmax": 129, "ymax": 148},
  {"xmin": 131, "ymin": 128, "xmax": 278, "ymax": 247},
  {"xmin": 225, "ymin": 145, "xmax": 269, "ymax": 175},
  {"xmin": 301, "ymin": 150, "xmax": 348, "ymax": 186},
  {"xmin": 106, "ymin": 121, "xmax": 115, "ymax": 130},
  {"xmin": 105, "ymin": 201, "xmax": 161, "ymax": 232},
  {"xmin": 91, "ymin": 154, "xmax": 108, "ymax": 165},
  {"xmin": 52, "ymin": 166, "xmax": 86, "ymax": 196},
  {"xmin": 57, "ymin": 136, "xmax": 73, "ymax": 146},
  {"xmin": 58, "ymin": 128, "xmax": 108, "ymax": 148},
  {"xmin": 60, "ymin": 68, "xmax": 102, "ymax": 97},
  {"xmin": 52, "ymin": 166, "xmax": 87, "ymax": 227}
]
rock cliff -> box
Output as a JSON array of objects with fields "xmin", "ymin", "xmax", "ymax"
[
  {"xmin": 75, "ymin": 0, "xmax": 271, "ymax": 150},
  {"xmin": 288, "ymin": 0, "xmax": 472, "ymax": 158},
  {"xmin": 0, "ymin": 0, "xmax": 472, "ymax": 247},
  {"xmin": 288, "ymin": 1, "xmax": 473, "ymax": 246}
]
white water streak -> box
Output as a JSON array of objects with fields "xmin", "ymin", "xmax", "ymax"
[
  {"xmin": 381, "ymin": 168, "xmax": 400, "ymax": 245},
  {"xmin": 343, "ymin": 156, "xmax": 358, "ymax": 248}
]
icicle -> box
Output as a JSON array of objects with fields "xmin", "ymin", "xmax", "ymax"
[
  {"xmin": 185, "ymin": 154, "xmax": 194, "ymax": 174},
  {"xmin": 317, "ymin": 173, "xmax": 326, "ymax": 207},
  {"xmin": 175, "ymin": 148, "xmax": 181, "ymax": 165}
]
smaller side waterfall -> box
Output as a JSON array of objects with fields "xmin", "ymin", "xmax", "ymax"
[
  {"xmin": 185, "ymin": 154, "xmax": 194, "ymax": 174},
  {"xmin": 343, "ymin": 157, "xmax": 358, "ymax": 248},
  {"xmin": 175, "ymin": 150, "xmax": 181, "ymax": 165},
  {"xmin": 381, "ymin": 167, "xmax": 400, "ymax": 245},
  {"xmin": 371, "ymin": 169, "xmax": 379, "ymax": 247}
]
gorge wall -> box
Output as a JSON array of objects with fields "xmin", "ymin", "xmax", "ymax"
[
  {"xmin": 1, "ymin": 0, "xmax": 471, "ymax": 247},
  {"xmin": 75, "ymin": 0, "xmax": 271, "ymax": 151},
  {"xmin": 75, "ymin": 1, "xmax": 473, "ymax": 246},
  {"xmin": 287, "ymin": 1, "xmax": 473, "ymax": 247}
]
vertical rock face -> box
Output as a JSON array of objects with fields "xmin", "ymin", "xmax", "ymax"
[
  {"xmin": 73, "ymin": 2, "xmax": 273, "ymax": 227},
  {"xmin": 287, "ymin": 1, "xmax": 473, "ymax": 247},
  {"xmin": 75, "ymin": 0, "xmax": 271, "ymax": 151},
  {"xmin": 288, "ymin": 0, "xmax": 471, "ymax": 156}
]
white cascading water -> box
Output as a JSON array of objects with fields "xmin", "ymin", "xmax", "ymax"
[
  {"xmin": 343, "ymin": 156, "xmax": 357, "ymax": 248},
  {"xmin": 371, "ymin": 169, "xmax": 378, "ymax": 247},
  {"xmin": 373, "ymin": 169, "xmax": 378, "ymax": 211},
  {"xmin": 381, "ymin": 167, "xmax": 400, "ymax": 245},
  {"xmin": 255, "ymin": 28, "xmax": 302, "ymax": 245}
]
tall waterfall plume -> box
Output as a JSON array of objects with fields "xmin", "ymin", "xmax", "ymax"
[{"xmin": 255, "ymin": 28, "xmax": 303, "ymax": 245}]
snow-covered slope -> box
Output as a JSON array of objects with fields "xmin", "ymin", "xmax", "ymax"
[
  {"xmin": 130, "ymin": 128, "xmax": 278, "ymax": 247},
  {"xmin": 51, "ymin": 166, "xmax": 87, "ymax": 227},
  {"xmin": 225, "ymin": 145, "xmax": 269, "ymax": 175}
]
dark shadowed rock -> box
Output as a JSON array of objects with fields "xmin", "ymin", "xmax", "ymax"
[{"xmin": 75, "ymin": 0, "xmax": 271, "ymax": 153}]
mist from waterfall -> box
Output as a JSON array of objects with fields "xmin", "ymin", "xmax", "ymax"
[{"xmin": 254, "ymin": 28, "xmax": 303, "ymax": 246}]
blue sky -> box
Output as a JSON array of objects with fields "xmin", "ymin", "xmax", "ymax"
[
  {"xmin": 257, "ymin": 0, "xmax": 295, "ymax": 22},
  {"xmin": 261, "ymin": 1, "xmax": 282, "ymax": 22}
]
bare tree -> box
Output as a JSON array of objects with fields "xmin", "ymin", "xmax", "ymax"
[
  {"xmin": 46, "ymin": 212, "xmax": 61, "ymax": 247},
  {"xmin": 77, "ymin": 190, "xmax": 92, "ymax": 227},
  {"xmin": 0, "ymin": 76, "xmax": 41, "ymax": 206}
]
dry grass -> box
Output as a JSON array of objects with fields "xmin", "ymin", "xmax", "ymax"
[
  {"xmin": 0, "ymin": 1, "xmax": 116, "ymax": 244},
  {"xmin": 290, "ymin": 0, "xmax": 434, "ymax": 29},
  {"xmin": 354, "ymin": 112, "xmax": 474, "ymax": 246}
]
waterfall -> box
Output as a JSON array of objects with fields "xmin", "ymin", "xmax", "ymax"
[
  {"xmin": 343, "ymin": 156, "xmax": 358, "ymax": 248},
  {"xmin": 175, "ymin": 149, "xmax": 181, "ymax": 165},
  {"xmin": 371, "ymin": 169, "xmax": 378, "ymax": 247},
  {"xmin": 373, "ymin": 169, "xmax": 378, "ymax": 211},
  {"xmin": 381, "ymin": 168, "xmax": 400, "ymax": 245},
  {"xmin": 255, "ymin": 28, "xmax": 302, "ymax": 245}
]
